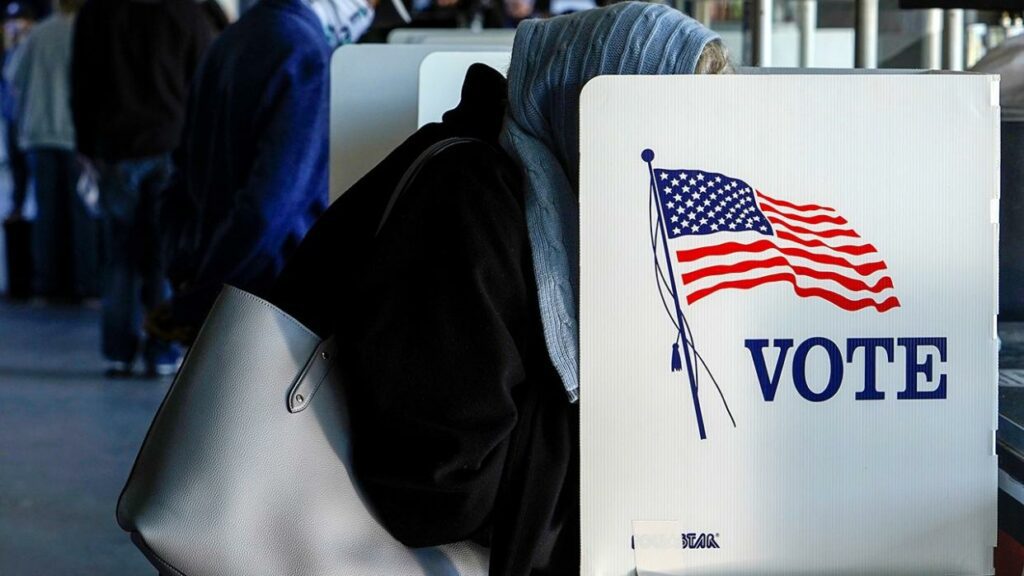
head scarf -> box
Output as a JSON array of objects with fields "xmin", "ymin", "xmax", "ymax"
[{"xmin": 499, "ymin": 2, "xmax": 720, "ymax": 402}]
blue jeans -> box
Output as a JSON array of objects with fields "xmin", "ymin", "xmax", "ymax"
[
  {"xmin": 98, "ymin": 156, "xmax": 179, "ymax": 367},
  {"xmin": 27, "ymin": 148, "xmax": 99, "ymax": 298}
]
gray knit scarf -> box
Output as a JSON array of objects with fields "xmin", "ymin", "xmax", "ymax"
[{"xmin": 499, "ymin": 2, "xmax": 720, "ymax": 402}]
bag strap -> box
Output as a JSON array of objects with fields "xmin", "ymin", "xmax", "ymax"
[
  {"xmin": 287, "ymin": 137, "xmax": 485, "ymax": 412},
  {"xmin": 374, "ymin": 137, "xmax": 484, "ymax": 238}
]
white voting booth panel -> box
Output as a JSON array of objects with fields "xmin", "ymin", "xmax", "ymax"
[
  {"xmin": 330, "ymin": 45, "xmax": 508, "ymax": 201},
  {"xmin": 418, "ymin": 52, "xmax": 511, "ymax": 127},
  {"xmin": 388, "ymin": 28, "xmax": 516, "ymax": 46},
  {"xmin": 579, "ymin": 75, "xmax": 998, "ymax": 575}
]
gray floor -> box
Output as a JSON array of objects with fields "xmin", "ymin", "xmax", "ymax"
[{"xmin": 0, "ymin": 300, "xmax": 166, "ymax": 575}]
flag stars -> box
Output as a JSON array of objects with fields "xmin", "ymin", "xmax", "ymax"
[{"xmin": 655, "ymin": 172, "xmax": 769, "ymax": 238}]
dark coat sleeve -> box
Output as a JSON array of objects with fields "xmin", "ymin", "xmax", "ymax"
[
  {"xmin": 346, "ymin": 143, "xmax": 529, "ymax": 548},
  {"xmin": 70, "ymin": 1, "xmax": 97, "ymax": 159},
  {"xmin": 173, "ymin": 41, "xmax": 328, "ymax": 317}
]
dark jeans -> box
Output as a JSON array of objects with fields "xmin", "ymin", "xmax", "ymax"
[
  {"xmin": 98, "ymin": 155, "xmax": 179, "ymax": 366},
  {"xmin": 6, "ymin": 120, "xmax": 29, "ymax": 215},
  {"xmin": 27, "ymin": 148, "xmax": 99, "ymax": 298}
]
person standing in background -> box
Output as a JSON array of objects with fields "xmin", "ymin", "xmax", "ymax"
[
  {"xmin": 8, "ymin": 0, "xmax": 96, "ymax": 302},
  {"xmin": 71, "ymin": 0, "xmax": 215, "ymax": 378},
  {"xmin": 149, "ymin": 0, "xmax": 374, "ymax": 343},
  {"xmin": 2, "ymin": 3, "xmax": 35, "ymax": 222},
  {"xmin": 199, "ymin": 0, "xmax": 231, "ymax": 32}
]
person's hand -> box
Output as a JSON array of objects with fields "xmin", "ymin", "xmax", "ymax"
[
  {"xmin": 504, "ymin": 0, "xmax": 533, "ymax": 19},
  {"xmin": 76, "ymin": 154, "xmax": 102, "ymax": 179}
]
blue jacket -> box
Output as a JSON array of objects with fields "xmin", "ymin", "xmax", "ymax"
[{"xmin": 166, "ymin": 0, "xmax": 330, "ymax": 326}]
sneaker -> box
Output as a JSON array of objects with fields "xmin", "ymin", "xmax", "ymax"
[
  {"xmin": 144, "ymin": 358, "xmax": 182, "ymax": 379},
  {"xmin": 104, "ymin": 361, "xmax": 133, "ymax": 379}
]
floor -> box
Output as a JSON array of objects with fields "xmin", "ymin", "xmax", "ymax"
[{"xmin": 0, "ymin": 300, "xmax": 166, "ymax": 575}]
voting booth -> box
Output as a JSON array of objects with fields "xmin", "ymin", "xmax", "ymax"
[
  {"xmin": 330, "ymin": 45, "xmax": 509, "ymax": 200},
  {"xmin": 326, "ymin": 51, "xmax": 1000, "ymax": 573},
  {"xmin": 418, "ymin": 52, "xmax": 511, "ymax": 127},
  {"xmin": 579, "ymin": 75, "xmax": 999, "ymax": 575}
]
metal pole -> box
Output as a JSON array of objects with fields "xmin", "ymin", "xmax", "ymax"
[
  {"xmin": 944, "ymin": 9, "xmax": 965, "ymax": 71},
  {"xmin": 922, "ymin": 8, "xmax": 943, "ymax": 70},
  {"xmin": 752, "ymin": 0, "xmax": 773, "ymax": 67},
  {"xmin": 694, "ymin": 0, "xmax": 713, "ymax": 26},
  {"xmin": 855, "ymin": 0, "xmax": 879, "ymax": 69},
  {"xmin": 798, "ymin": 0, "xmax": 817, "ymax": 68},
  {"xmin": 644, "ymin": 155, "xmax": 707, "ymax": 441}
]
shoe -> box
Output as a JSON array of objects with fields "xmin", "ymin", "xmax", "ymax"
[
  {"xmin": 143, "ymin": 343, "xmax": 183, "ymax": 379},
  {"xmin": 143, "ymin": 361, "xmax": 180, "ymax": 379},
  {"xmin": 104, "ymin": 361, "xmax": 133, "ymax": 379}
]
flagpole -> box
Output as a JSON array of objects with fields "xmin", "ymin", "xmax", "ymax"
[{"xmin": 643, "ymin": 149, "xmax": 707, "ymax": 440}]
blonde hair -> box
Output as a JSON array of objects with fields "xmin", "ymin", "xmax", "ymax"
[{"xmin": 694, "ymin": 40, "xmax": 734, "ymax": 75}]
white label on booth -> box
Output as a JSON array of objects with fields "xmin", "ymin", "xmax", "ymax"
[{"xmin": 579, "ymin": 75, "xmax": 998, "ymax": 576}]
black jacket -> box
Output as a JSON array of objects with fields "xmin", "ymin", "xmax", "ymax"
[
  {"xmin": 71, "ymin": 0, "xmax": 215, "ymax": 161},
  {"xmin": 271, "ymin": 65, "xmax": 579, "ymax": 576}
]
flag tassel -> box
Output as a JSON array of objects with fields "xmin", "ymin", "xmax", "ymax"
[{"xmin": 671, "ymin": 342, "xmax": 682, "ymax": 372}]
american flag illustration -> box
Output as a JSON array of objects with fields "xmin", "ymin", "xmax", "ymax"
[{"xmin": 652, "ymin": 167, "xmax": 901, "ymax": 313}]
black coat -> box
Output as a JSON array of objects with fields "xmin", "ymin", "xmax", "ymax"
[
  {"xmin": 271, "ymin": 64, "xmax": 579, "ymax": 576},
  {"xmin": 71, "ymin": 0, "xmax": 215, "ymax": 161}
]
